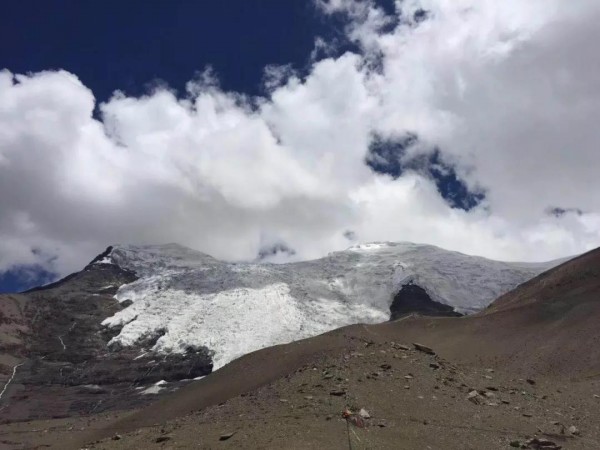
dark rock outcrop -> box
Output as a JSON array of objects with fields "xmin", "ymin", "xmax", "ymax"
[
  {"xmin": 0, "ymin": 251, "xmax": 213, "ymax": 423},
  {"xmin": 390, "ymin": 283, "xmax": 462, "ymax": 321}
]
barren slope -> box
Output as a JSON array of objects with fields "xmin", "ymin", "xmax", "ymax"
[{"xmin": 40, "ymin": 247, "xmax": 599, "ymax": 450}]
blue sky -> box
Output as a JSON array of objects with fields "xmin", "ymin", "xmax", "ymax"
[
  {"xmin": 2, "ymin": 0, "xmax": 369, "ymax": 102},
  {"xmin": 1, "ymin": 0, "xmax": 599, "ymax": 293}
]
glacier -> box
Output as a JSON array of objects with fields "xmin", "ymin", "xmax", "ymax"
[{"xmin": 100, "ymin": 242, "xmax": 564, "ymax": 370}]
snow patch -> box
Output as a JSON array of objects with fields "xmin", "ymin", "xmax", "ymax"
[
  {"xmin": 94, "ymin": 257, "xmax": 113, "ymax": 265},
  {"xmin": 141, "ymin": 380, "xmax": 167, "ymax": 395}
]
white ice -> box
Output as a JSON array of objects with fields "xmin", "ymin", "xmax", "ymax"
[{"xmin": 101, "ymin": 242, "xmax": 565, "ymax": 370}]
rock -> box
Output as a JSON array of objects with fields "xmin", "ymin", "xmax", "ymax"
[
  {"xmin": 593, "ymin": 394, "xmax": 599, "ymax": 399},
  {"xmin": 323, "ymin": 373, "xmax": 334, "ymax": 380},
  {"xmin": 467, "ymin": 390, "xmax": 481, "ymax": 404},
  {"xmin": 304, "ymin": 395, "xmax": 313, "ymax": 400},
  {"xmin": 404, "ymin": 375, "xmax": 414, "ymax": 380},
  {"xmin": 526, "ymin": 379, "xmax": 536, "ymax": 385},
  {"xmin": 359, "ymin": 408, "xmax": 371, "ymax": 419},
  {"xmin": 380, "ymin": 364, "xmax": 392, "ymax": 370},
  {"xmin": 568, "ymin": 425, "xmax": 580, "ymax": 436},
  {"xmin": 509, "ymin": 441, "xmax": 521, "ymax": 448},
  {"xmin": 330, "ymin": 389, "xmax": 346, "ymax": 396},
  {"xmin": 524, "ymin": 437, "xmax": 562, "ymax": 449},
  {"xmin": 484, "ymin": 392, "xmax": 496, "ymax": 398},
  {"xmin": 112, "ymin": 434, "xmax": 122, "ymax": 441},
  {"xmin": 429, "ymin": 363, "xmax": 440, "ymax": 370},
  {"xmin": 219, "ymin": 432, "xmax": 236, "ymax": 441},
  {"xmin": 395, "ymin": 344, "xmax": 410, "ymax": 351},
  {"xmin": 522, "ymin": 413, "xmax": 533, "ymax": 418},
  {"xmin": 155, "ymin": 436, "xmax": 171, "ymax": 443},
  {"xmin": 467, "ymin": 390, "xmax": 479, "ymax": 399},
  {"xmin": 413, "ymin": 343, "xmax": 435, "ymax": 355}
]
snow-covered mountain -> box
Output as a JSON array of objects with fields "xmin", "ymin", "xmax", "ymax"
[{"xmin": 98, "ymin": 242, "xmax": 565, "ymax": 370}]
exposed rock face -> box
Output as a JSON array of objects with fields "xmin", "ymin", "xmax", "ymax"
[
  {"xmin": 0, "ymin": 251, "xmax": 213, "ymax": 423},
  {"xmin": 390, "ymin": 284, "xmax": 463, "ymax": 320}
]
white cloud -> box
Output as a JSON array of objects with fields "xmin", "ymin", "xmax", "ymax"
[{"xmin": 1, "ymin": 0, "xmax": 600, "ymax": 277}]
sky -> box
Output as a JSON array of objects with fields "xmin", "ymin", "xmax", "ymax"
[{"xmin": 1, "ymin": 0, "xmax": 600, "ymax": 292}]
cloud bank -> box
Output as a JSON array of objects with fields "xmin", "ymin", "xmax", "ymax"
[{"xmin": 1, "ymin": 0, "xmax": 600, "ymax": 277}]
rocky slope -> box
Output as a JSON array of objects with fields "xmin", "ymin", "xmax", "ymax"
[
  {"xmin": 50, "ymin": 245, "xmax": 598, "ymax": 450},
  {"xmin": 0, "ymin": 257, "xmax": 212, "ymax": 424},
  {"xmin": 0, "ymin": 242, "xmax": 564, "ymax": 427}
]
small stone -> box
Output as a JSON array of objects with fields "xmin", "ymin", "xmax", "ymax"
[
  {"xmin": 359, "ymin": 408, "xmax": 371, "ymax": 419},
  {"xmin": 325, "ymin": 415, "xmax": 333, "ymax": 421},
  {"xmin": 467, "ymin": 390, "xmax": 481, "ymax": 404},
  {"xmin": 404, "ymin": 375, "xmax": 413, "ymax": 380},
  {"xmin": 429, "ymin": 363, "xmax": 440, "ymax": 370},
  {"xmin": 568, "ymin": 425, "xmax": 580, "ymax": 436},
  {"xmin": 279, "ymin": 399, "xmax": 289, "ymax": 403},
  {"xmin": 413, "ymin": 343, "xmax": 435, "ymax": 355},
  {"xmin": 522, "ymin": 413, "xmax": 533, "ymax": 418},
  {"xmin": 467, "ymin": 390, "xmax": 479, "ymax": 399},
  {"xmin": 304, "ymin": 395, "xmax": 313, "ymax": 400},
  {"xmin": 484, "ymin": 392, "xmax": 496, "ymax": 398},
  {"xmin": 526, "ymin": 379, "xmax": 536, "ymax": 385},
  {"xmin": 112, "ymin": 434, "xmax": 122, "ymax": 441},
  {"xmin": 404, "ymin": 385, "xmax": 410, "ymax": 389},
  {"xmin": 219, "ymin": 432, "xmax": 236, "ymax": 441},
  {"xmin": 395, "ymin": 344, "xmax": 410, "ymax": 351},
  {"xmin": 330, "ymin": 390, "xmax": 346, "ymax": 396},
  {"xmin": 155, "ymin": 436, "xmax": 171, "ymax": 443},
  {"xmin": 509, "ymin": 440, "xmax": 520, "ymax": 448},
  {"xmin": 380, "ymin": 364, "xmax": 392, "ymax": 370},
  {"xmin": 594, "ymin": 394, "xmax": 599, "ymax": 399},
  {"xmin": 323, "ymin": 373, "xmax": 334, "ymax": 380}
]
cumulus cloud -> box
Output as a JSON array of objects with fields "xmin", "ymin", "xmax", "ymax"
[{"xmin": 1, "ymin": 0, "xmax": 600, "ymax": 278}]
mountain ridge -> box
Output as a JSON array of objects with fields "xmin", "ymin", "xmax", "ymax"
[{"xmin": 96, "ymin": 241, "xmax": 564, "ymax": 370}]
